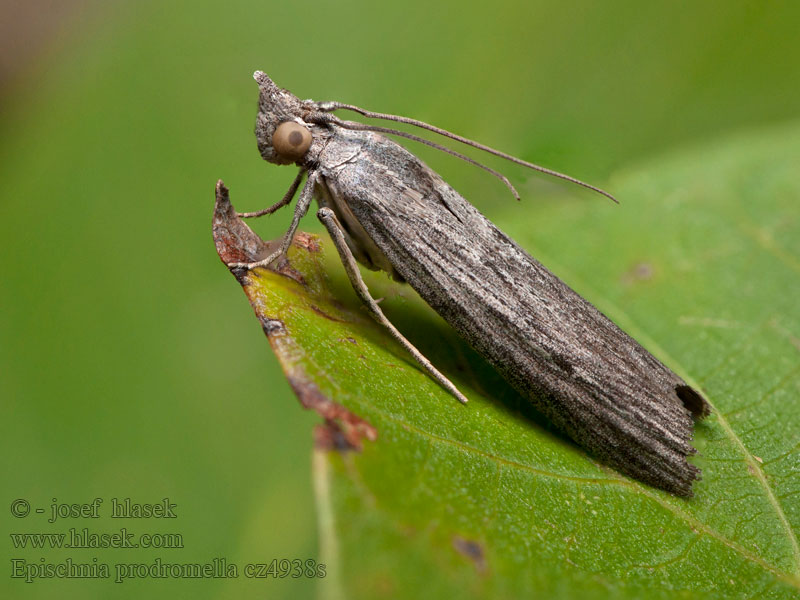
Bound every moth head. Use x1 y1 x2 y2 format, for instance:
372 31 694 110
253 70 315 165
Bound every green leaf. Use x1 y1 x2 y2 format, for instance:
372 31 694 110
214 121 800 599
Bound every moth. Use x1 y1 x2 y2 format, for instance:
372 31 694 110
232 71 710 496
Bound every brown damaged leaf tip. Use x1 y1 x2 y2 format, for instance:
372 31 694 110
292 232 321 253
212 180 273 269
212 180 313 285
313 421 367 452
290 375 377 451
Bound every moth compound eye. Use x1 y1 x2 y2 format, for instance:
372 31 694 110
272 122 312 161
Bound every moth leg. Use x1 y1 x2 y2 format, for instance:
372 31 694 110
230 171 318 270
238 168 305 218
317 206 469 405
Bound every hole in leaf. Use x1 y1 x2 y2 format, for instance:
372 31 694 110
675 384 710 418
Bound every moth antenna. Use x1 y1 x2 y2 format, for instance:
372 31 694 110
315 101 617 203
309 113 521 201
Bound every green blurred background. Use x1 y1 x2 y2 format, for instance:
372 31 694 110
1 1 798 598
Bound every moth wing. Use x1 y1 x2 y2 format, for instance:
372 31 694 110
319 130 709 495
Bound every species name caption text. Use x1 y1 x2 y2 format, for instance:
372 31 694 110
9 498 326 583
